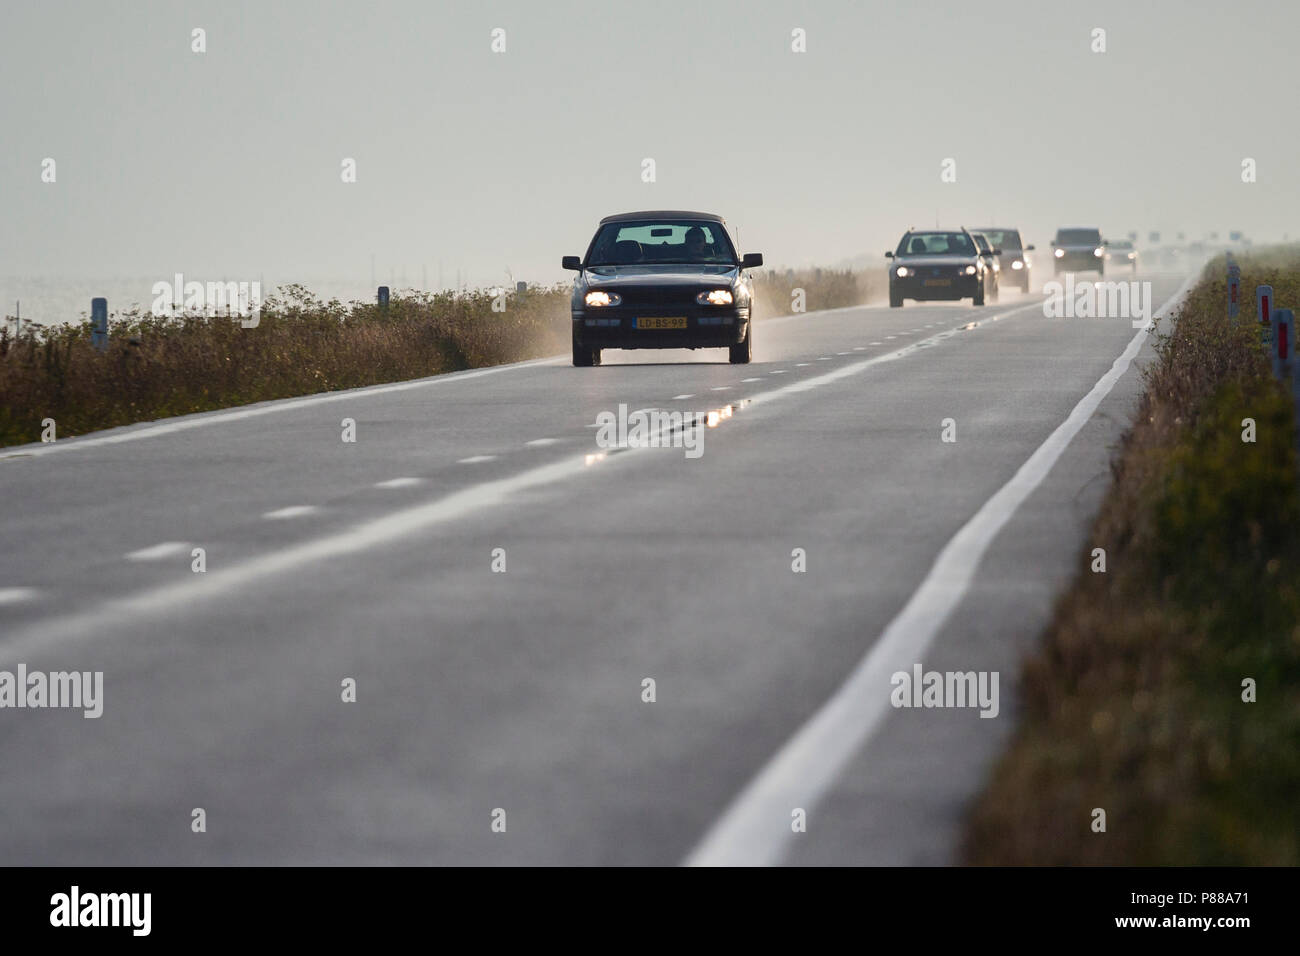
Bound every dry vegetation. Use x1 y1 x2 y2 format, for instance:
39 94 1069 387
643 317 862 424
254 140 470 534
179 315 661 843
1 267 879 446
964 250 1300 864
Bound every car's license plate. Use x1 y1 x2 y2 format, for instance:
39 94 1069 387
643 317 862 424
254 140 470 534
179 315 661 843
923 279 951 287
638 316 687 329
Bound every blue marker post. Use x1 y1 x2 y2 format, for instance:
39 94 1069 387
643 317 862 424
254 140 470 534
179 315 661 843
377 286 390 310
91 297 108 351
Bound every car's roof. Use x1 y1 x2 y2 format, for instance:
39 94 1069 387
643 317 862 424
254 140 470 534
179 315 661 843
971 226 1019 232
1056 226 1101 232
598 210 725 224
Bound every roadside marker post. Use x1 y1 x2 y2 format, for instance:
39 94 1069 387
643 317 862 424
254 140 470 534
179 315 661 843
1227 262 1241 323
377 286 390 309
1257 285 1273 346
1271 308 1294 381
91 298 108 351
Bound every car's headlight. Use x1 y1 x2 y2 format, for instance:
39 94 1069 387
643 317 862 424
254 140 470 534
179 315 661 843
1011 260 1024 269
964 265 977 275
696 289 734 306
585 291 621 307
895 266 909 277
1127 252 1136 259
1054 248 1065 258
1094 247 1104 257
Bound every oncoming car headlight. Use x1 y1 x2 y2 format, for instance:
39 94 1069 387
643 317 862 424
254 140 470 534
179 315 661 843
895 266 910 277
1011 260 1024 269
696 289 734 306
964 265 977 275
1094 247 1104 257
1054 248 1065 258
585 291 621 307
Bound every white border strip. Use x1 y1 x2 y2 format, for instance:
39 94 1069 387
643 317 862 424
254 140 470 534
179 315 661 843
0 302 1039 665
683 272 1198 867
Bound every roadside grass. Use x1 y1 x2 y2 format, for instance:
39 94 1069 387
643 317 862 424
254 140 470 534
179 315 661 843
752 267 880 318
963 250 1300 865
0 285 570 447
1 267 877 447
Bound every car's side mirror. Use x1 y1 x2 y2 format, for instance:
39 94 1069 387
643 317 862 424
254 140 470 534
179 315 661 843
980 251 993 258
1050 240 1057 246
1102 239 1110 246
562 255 582 271
1026 244 1036 251
992 248 1003 256
741 252 764 269
885 251 895 259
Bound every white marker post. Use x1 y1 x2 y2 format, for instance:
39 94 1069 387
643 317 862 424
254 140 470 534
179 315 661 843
1257 284 1273 346
1272 308 1294 381
1227 263 1241 323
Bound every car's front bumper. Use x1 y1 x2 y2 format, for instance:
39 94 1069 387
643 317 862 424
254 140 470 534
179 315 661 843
1054 251 1105 271
890 275 980 301
572 308 749 349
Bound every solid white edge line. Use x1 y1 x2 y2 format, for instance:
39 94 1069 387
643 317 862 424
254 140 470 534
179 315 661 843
0 300 1042 665
682 271 1199 867
0 300 905 462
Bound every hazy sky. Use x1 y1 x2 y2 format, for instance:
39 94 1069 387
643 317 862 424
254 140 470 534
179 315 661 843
3 0 1297 293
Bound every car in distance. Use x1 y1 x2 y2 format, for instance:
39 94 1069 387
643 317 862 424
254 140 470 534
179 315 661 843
1051 227 1106 276
1106 239 1139 271
562 211 762 366
971 227 1034 291
969 232 1001 303
886 228 995 307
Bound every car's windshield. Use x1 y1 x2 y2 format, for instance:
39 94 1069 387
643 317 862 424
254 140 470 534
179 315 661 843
1110 241 1133 250
1056 229 1101 245
896 232 975 256
587 220 737 266
973 229 1021 250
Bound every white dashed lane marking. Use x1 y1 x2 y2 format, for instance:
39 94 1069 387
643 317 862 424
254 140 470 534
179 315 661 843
456 455 497 464
263 506 320 520
125 542 190 562
374 477 423 488
0 588 39 606
524 438 560 447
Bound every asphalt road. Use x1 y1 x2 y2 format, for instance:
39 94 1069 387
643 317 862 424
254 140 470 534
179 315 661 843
0 272 1189 865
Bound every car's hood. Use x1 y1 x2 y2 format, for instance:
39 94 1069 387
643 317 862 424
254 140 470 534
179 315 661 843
1056 243 1101 252
893 255 978 268
584 265 739 288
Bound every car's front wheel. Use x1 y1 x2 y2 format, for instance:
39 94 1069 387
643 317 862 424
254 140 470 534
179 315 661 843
973 282 985 306
890 288 904 308
572 327 600 367
729 324 752 364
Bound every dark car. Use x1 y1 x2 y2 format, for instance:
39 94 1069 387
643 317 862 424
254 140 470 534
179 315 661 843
971 227 1034 291
1051 227 1106 275
562 211 763 366
887 228 996 307
969 232 1001 303
1105 240 1139 271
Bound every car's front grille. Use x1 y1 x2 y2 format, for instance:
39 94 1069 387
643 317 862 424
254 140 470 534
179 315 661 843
600 286 701 310
910 265 966 278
